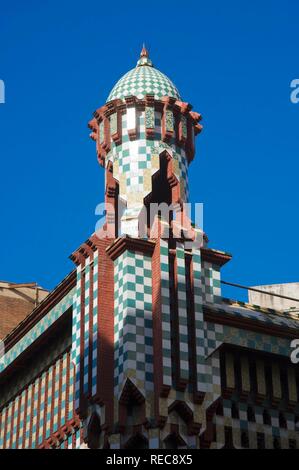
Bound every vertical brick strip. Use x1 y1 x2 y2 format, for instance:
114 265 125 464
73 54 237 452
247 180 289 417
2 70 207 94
152 238 163 417
22 387 29 448
91 250 99 397
42 370 49 443
28 379 34 449
79 262 86 413
160 238 172 393
97 239 114 429
83 258 90 397
88 255 94 397
57 356 63 432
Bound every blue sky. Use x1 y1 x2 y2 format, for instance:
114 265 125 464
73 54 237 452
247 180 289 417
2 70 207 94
0 0 298 301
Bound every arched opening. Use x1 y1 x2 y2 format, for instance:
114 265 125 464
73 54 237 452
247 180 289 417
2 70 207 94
168 401 193 425
87 413 102 449
241 431 249 448
144 153 174 238
119 378 145 428
164 434 179 449
124 433 148 449
164 433 186 449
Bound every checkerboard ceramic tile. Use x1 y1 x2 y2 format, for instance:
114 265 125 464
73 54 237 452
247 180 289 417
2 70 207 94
222 325 291 357
83 257 91 395
192 248 207 393
72 251 100 408
92 251 99 396
212 400 299 449
73 264 82 410
107 64 181 102
220 299 299 330
106 105 190 236
202 262 221 305
0 350 75 449
160 239 172 388
176 243 189 382
114 250 153 398
1 288 74 373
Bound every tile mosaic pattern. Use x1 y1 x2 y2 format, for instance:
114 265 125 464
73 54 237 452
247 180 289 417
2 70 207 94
176 243 189 382
202 319 293 368
91 251 99 396
72 251 99 409
107 64 181 102
72 264 82 411
219 299 299 330
201 261 221 305
83 259 90 395
192 248 206 393
212 400 299 449
1 288 74 373
160 239 172 388
0 351 75 448
222 324 292 357
114 250 153 398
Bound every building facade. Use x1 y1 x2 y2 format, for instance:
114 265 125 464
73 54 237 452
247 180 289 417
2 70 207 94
0 48 298 449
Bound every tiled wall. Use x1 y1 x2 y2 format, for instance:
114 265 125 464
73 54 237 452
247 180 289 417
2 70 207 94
1 289 74 374
0 350 78 449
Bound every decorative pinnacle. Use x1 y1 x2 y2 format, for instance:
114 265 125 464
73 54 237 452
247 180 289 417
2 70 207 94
137 44 153 67
140 44 149 58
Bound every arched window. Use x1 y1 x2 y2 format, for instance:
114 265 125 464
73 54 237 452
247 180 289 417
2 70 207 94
241 431 249 449
124 434 148 449
164 434 179 450
164 433 186 449
87 413 101 449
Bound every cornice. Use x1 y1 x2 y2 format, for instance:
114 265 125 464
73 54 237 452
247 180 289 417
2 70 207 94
204 305 299 340
201 248 232 267
106 236 156 261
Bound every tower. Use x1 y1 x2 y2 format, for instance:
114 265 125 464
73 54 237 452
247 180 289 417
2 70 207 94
88 46 202 239
71 47 232 449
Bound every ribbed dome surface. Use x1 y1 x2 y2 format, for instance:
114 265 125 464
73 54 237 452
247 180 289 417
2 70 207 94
107 48 181 102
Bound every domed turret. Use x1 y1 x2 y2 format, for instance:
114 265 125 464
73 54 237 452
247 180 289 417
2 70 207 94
89 47 202 238
107 47 181 102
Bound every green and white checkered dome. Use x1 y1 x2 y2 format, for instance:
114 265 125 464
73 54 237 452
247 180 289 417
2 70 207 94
107 47 181 102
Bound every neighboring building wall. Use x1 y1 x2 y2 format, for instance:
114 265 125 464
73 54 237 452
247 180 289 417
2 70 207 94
0 282 48 339
249 283 299 311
